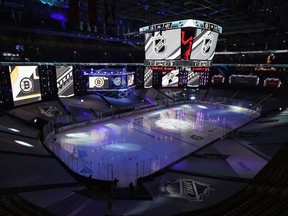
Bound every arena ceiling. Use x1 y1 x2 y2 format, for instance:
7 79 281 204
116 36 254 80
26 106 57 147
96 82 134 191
111 0 288 35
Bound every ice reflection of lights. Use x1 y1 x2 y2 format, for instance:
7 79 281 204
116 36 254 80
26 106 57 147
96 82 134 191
128 121 133 130
141 117 151 131
181 104 191 108
65 133 89 138
103 143 142 152
91 129 109 141
195 111 204 131
155 118 194 132
105 123 121 135
8 128 20 132
197 105 208 109
64 129 110 145
149 111 163 116
229 105 245 112
15 140 34 147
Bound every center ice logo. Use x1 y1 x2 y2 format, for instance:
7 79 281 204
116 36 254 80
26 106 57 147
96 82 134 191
159 178 213 202
154 35 166 54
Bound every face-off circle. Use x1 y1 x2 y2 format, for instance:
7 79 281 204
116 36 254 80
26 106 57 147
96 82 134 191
20 77 33 93
94 77 105 88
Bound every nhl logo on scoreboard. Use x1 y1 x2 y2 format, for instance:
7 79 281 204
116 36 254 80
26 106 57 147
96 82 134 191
159 178 213 202
202 33 213 55
154 35 166 54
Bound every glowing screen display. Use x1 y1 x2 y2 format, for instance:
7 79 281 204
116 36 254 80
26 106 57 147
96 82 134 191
110 76 127 89
161 69 179 87
144 27 218 61
145 29 181 60
88 76 110 89
56 66 74 98
190 29 218 61
187 70 200 87
144 67 153 88
9 66 42 106
127 74 135 86
181 28 195 60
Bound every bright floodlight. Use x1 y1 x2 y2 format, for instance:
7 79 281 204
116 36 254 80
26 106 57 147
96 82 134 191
15 140 34 147
65 133 89 138
8 128 20 132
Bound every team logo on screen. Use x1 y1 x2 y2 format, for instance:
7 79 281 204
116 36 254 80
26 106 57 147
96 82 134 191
20 77 34 93
202 33 213 55
94 77 105 88
154 36 166 54
159 178 213 202
113 77 121 86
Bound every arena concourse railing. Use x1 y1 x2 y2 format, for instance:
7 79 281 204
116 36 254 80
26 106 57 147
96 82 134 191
43 98 261 185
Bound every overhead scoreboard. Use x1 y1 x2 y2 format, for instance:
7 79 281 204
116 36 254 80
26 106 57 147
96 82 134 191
140 19 222 89
140 19 222 67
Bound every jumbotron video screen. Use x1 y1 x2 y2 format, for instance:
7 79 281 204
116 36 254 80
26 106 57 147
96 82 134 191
145 28 218 61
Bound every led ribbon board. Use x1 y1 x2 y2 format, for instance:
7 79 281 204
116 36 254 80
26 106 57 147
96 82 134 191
139 19 222 34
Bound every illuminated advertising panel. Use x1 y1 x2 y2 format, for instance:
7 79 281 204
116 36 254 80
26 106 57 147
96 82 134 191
110 75 127 89
144 67 153 88
181 28 195 60
88 76 110 89
127 74 135 86
56 66 74 98
161 69 179 87
187 71 200 87
9 66 42 106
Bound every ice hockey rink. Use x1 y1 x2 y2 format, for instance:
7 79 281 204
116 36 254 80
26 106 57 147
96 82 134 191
47 103 260 187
